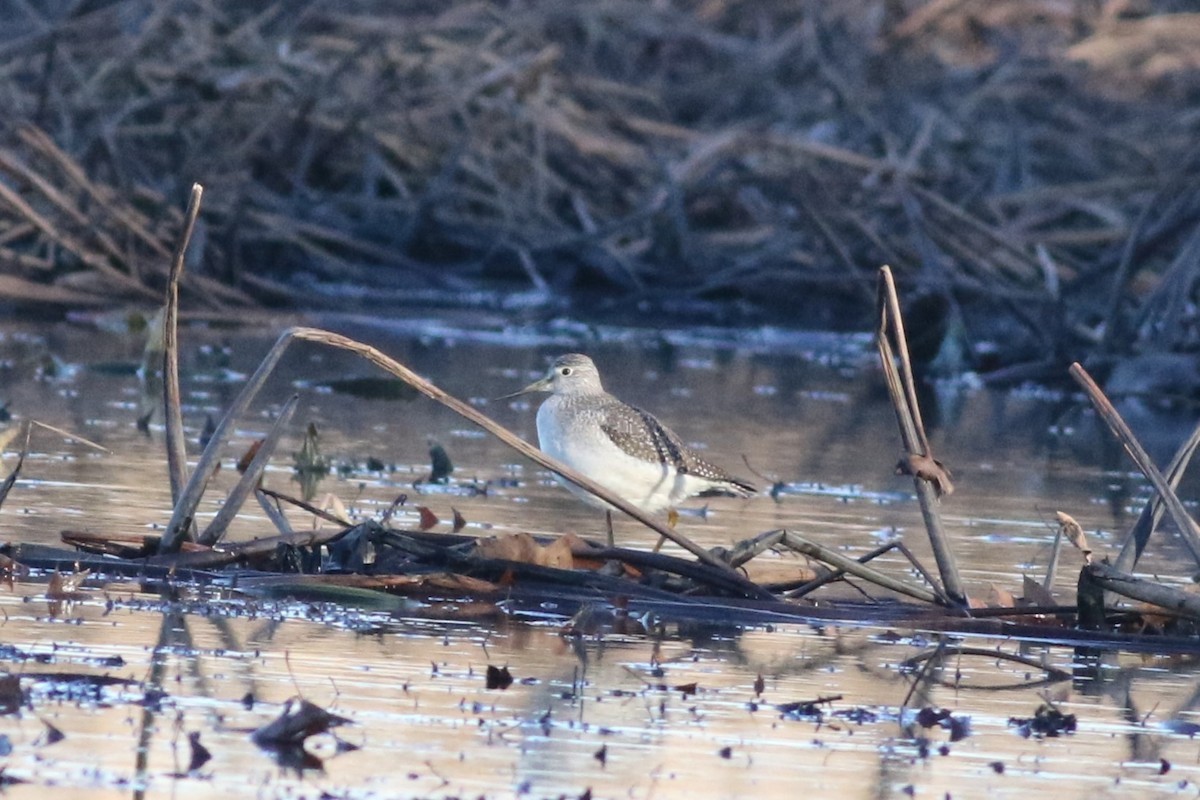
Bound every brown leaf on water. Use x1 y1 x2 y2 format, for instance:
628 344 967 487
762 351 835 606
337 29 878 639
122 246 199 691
0 674 22 714
895 453 955 496
187 731 213 772
476 532 590 569
47 568 90 600
477 532 540 563
251 697 352 747
1055 511 1091 558
485 665 513 690
416 506 439 531
753 673 765 697
986 584 1016 608
236 439 264 474
36 717 65 747
451 508 467 533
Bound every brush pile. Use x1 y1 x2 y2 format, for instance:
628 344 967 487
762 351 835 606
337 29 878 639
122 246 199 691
0 1 1198 371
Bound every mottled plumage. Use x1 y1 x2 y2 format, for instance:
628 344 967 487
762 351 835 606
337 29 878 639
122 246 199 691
510 354 755 512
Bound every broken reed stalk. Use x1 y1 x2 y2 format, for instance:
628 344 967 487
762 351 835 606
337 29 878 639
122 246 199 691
163 183 204 506
750 529 940 604
256 490 296 536
1114 416 1200 572
197 394 299 546
0 422 31 510
785 539 950 605
1043 521 1063 591
876 266 967 605
1069 362 1200 567
157 326 294 554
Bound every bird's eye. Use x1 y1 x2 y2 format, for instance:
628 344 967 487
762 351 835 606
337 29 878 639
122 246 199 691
560 367 572 376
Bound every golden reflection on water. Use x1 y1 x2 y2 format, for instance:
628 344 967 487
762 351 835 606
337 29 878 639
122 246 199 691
0 320 1199 797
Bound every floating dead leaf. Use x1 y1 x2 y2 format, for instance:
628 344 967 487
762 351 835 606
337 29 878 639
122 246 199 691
986 584 1016 608
47 568 90 600
251 697 352 747
477 531 539 563
187 731 213 772
236 439 264 474
485 665 513 691
1008 703 1076 738
675 682 698 697
0 675 22 715
753 673 765 697
0 553 26 587
895 453 954 497
1055 511 1091 558
35 717 65 747
451 508 467 533
416 506 439 530
476 532 590 569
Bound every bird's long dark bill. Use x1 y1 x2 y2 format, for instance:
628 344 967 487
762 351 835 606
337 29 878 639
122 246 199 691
493 376 552 401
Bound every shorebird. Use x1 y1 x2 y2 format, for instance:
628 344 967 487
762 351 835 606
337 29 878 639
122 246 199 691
507 353 755 514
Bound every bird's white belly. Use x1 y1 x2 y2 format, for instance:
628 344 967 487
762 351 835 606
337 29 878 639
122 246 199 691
536 402 707 512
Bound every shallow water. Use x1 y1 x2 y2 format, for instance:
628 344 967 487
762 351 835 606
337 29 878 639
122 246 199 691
0 315 1199 799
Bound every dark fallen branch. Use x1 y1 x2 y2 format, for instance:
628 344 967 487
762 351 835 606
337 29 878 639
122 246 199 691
1083 561 1200 622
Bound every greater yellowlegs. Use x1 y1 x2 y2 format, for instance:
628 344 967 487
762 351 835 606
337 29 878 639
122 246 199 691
508 354 755 512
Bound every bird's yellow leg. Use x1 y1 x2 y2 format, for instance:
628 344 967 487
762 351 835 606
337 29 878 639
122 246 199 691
652 508 679 552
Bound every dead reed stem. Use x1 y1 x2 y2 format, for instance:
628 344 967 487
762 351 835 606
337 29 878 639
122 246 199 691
1069 362 1200 567
163 183 204 506
876 266 967 605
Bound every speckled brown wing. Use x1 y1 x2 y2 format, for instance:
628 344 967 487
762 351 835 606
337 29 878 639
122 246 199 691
599 401 755 495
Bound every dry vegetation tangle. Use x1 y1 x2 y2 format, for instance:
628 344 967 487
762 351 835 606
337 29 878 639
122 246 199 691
0 1 1198 367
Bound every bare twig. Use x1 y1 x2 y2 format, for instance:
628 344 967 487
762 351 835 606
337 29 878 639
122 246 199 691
163 183 204 505
876 266 966 605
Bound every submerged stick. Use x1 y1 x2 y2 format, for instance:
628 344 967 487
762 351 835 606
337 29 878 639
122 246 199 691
876 266 966 605
163 183 204 506
1070 363 1200 567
